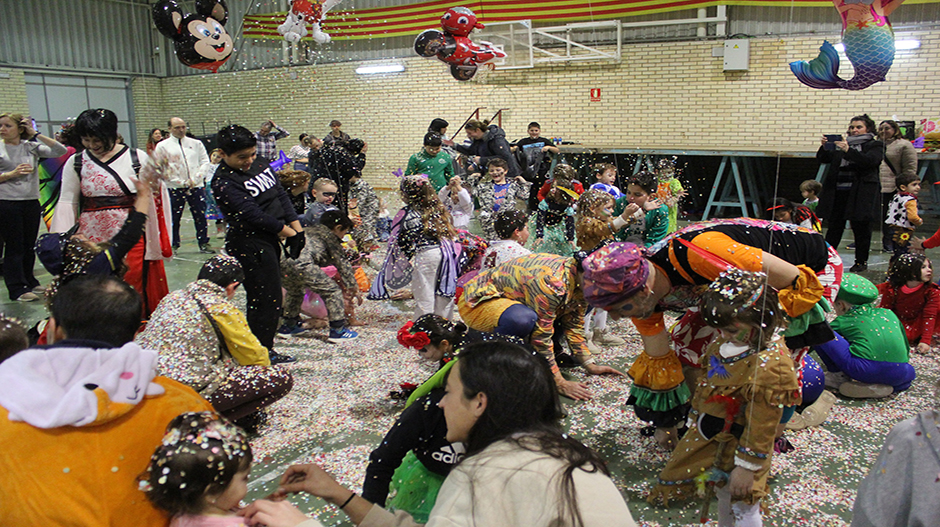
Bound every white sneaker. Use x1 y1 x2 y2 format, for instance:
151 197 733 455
840 381 894 399
824 371 849 389
593 329 626 347
16 292 39 302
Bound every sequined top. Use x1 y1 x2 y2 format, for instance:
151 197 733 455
137 280 270 396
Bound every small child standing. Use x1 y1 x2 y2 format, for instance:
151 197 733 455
533 164 579 256
885 173 923 257
800 179 822 213
405 133 454 192
304 177 340 225
348 172 380 252
203 148 226 238
654 158 686 234
589 162 623 200
140 412 256 527
370 175 459 320
466 158 530 240
438 176 473 229
575 189 634 351
878 253 940 354
617 170 669 247
650 269 800 527
480 209 531 270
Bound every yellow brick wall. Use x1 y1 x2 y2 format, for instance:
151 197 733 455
0 69 30 116
130 30 940 189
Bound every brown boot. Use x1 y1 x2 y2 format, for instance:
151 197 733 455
593 328 626 347
801 390 838 427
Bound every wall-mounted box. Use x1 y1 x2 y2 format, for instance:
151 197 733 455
723 40 749 71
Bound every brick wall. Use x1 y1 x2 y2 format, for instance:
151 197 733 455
129 30 940 189
0 69 29 116
131 77 166 147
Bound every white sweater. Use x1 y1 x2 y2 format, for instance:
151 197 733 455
359 438 637 527
154 135 210 188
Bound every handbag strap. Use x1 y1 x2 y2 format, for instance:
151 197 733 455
192 293 229 361
883 155 898 176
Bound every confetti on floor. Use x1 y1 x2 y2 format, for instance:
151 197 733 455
229 248 940 527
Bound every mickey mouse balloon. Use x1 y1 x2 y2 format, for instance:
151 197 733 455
153 0 233 72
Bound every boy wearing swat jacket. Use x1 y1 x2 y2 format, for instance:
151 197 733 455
212 125 303 364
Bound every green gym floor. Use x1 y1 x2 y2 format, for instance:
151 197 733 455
2 215 938 527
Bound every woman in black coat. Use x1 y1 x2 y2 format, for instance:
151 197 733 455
816 114 884 272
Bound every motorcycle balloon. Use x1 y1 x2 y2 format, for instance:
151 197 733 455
450 64 477 81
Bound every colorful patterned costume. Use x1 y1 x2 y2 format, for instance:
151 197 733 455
467 173 530 240
625 219 839 427
650 337 801 506
458 253 592 376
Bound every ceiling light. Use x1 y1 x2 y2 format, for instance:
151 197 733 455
833 39 919 52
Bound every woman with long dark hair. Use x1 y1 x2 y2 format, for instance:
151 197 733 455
241 341 637 527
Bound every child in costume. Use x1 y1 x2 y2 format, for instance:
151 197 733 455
817 273 917 399
575 189 634 351
369 174 459 320
466 158 530 240
649 269 801 527
884 172 923 257
617 170 669 247
589 162 623 199
348 171 380 252
768 197 821 232
362 316 524 522
878 253 939 354
278 210 361 341
480 209 531 270
654 158 686 234
304 177 340 226
437 176 473 229
140 412 269 527
532 164 579 256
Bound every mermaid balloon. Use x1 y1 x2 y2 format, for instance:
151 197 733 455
790 0 905 90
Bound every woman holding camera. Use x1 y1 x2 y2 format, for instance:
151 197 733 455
816 114 884 272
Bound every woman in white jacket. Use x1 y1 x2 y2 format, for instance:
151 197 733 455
240 341 637 527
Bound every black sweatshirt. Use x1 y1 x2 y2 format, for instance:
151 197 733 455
361 388 464 505
211 158 299 238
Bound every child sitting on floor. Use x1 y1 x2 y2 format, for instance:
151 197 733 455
878 253 939 355
650 269 800 527
816 273 916 398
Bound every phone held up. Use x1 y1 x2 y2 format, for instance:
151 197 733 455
824 134 844 151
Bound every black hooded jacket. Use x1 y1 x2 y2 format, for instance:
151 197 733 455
454 125 521 178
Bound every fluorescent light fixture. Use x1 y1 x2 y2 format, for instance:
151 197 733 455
833 39 919 52
355 64 405 74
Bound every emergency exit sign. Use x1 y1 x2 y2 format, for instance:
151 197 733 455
590 88 601 102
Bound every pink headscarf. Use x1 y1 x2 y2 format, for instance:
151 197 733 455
582 242 650 308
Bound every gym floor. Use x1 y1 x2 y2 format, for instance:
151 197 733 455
2 214 938 526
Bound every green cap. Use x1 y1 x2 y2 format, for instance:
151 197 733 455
836 273 878 305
